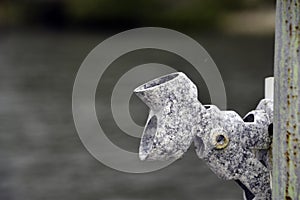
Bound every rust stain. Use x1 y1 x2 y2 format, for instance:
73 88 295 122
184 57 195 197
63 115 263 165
286 166 290 197
274 1 300 198
291 114 295 119
285 151 290 162
286 130 291 198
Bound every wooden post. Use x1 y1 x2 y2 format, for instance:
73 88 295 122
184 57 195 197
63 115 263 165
273 0 300 199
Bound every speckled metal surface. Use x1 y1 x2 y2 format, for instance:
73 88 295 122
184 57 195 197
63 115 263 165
135 72 273 200
134 72 204 161
195 104 272 200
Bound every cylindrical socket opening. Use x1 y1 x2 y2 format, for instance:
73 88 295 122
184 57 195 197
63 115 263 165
139 115 158 160
194 135 206 159
134 72 179 93
134 72 197 111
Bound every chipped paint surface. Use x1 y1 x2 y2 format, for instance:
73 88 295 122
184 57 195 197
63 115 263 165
135 72 273 199
273 0 300 199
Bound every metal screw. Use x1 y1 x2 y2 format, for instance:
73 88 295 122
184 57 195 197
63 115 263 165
212 131 229 149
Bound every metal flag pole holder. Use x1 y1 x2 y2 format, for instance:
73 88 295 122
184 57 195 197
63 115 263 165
133 0 300 199
134 72 273 200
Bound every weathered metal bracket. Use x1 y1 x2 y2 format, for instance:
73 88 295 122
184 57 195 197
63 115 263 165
134 72 273 200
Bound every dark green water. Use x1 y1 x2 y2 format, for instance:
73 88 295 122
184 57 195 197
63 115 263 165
0 30 273 200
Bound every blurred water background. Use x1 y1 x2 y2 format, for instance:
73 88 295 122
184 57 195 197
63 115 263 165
1 1 275 200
